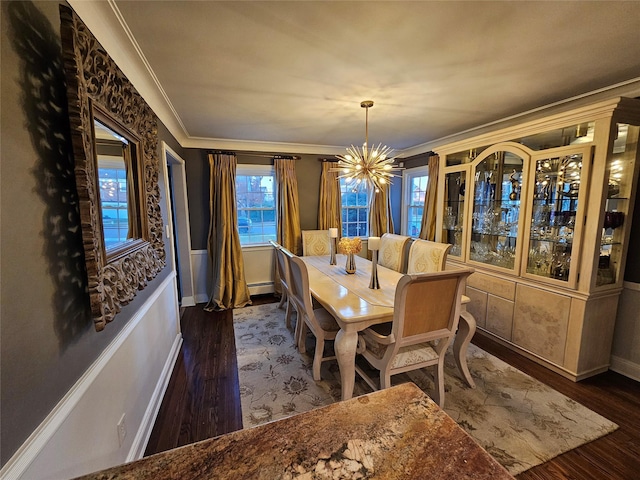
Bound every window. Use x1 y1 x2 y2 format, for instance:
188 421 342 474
236 165 276 245
402 166 429 237
98 157 130 249
340 178 369 237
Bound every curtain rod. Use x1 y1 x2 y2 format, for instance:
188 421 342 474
318 158 339 163
208 151 301 160
237 152 300 160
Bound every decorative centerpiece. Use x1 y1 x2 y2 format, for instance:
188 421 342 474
338 237 362 274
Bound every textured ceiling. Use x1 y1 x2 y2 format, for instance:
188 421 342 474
98 1 640 154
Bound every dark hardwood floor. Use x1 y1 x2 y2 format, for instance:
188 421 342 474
146 296 640 479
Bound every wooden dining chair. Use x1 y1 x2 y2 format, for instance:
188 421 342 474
269 240 296 330
406 239 451 274
355 268 474 407
302 230 331 256
377 233 411 272
406 239 477 389
288 255 340 381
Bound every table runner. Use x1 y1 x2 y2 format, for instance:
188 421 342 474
301 254 402 308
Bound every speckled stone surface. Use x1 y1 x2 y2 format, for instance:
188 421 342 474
76 383 513 479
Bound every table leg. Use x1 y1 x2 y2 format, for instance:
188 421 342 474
335 329 358 401
454 309 476 389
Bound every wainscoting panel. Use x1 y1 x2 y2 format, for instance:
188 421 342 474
611 282 640 381
1 274 182 480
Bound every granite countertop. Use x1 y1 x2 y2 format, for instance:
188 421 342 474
77 383 513 479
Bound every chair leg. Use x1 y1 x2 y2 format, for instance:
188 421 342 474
277 291 286 309
454 310 477 388
297 320 308 353
284 298 292 329
312 335 324 381
380 370 392 390
434 359 446 408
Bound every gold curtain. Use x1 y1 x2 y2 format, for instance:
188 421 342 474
123 144 139 239
419 154 440 240
317 161 342 234
368 183 394 237
275 158 302 255
204 152 251 311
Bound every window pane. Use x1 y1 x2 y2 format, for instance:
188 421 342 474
340 179 369 237
236 172 276 245
403 171 428 236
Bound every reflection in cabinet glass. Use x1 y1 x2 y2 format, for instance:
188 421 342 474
598 123 639 286
443 171 465 257
526 153 583 281
470 151 524 269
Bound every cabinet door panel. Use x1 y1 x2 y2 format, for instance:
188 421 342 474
522 145 593 288
512 284 571 365
468 144 528 273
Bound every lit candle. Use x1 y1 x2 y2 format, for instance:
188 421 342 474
368 236 380 251
329 228 339 238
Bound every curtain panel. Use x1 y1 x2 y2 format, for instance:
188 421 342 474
275 158 302 255
419 155 439 241
368 183 394 237
317 161 342 234
204 152 251 311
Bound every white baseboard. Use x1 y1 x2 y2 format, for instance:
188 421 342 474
610 355 640 382
180 295 196 307
1 274 180 480
128 332 183 461
249 282 275 296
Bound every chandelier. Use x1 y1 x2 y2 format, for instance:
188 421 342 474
334 100 402 193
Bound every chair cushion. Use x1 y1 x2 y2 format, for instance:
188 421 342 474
313 308 340 332
302 230 331 256
378 234 411 272
406 240 451 274
362 335 439 369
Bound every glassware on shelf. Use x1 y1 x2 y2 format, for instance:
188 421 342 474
444 207 456 230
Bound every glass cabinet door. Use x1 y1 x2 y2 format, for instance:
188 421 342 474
469 148 525 270
597 123 639 286
442 170 466 257
525 147 590 284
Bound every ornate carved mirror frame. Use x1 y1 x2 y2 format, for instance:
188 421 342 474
60 5 165 331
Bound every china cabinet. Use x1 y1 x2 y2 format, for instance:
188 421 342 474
435 97 640 381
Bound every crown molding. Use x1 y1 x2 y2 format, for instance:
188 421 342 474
67 0 190 145
182 136 348 156
400 77 640 158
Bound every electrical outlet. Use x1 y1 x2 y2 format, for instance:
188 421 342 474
117 414 127 447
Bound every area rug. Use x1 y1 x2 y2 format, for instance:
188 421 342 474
233 303 618 476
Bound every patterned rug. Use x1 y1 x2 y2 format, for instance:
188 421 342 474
233 302 618 476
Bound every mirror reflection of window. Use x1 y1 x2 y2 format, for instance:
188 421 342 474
94 119 139 250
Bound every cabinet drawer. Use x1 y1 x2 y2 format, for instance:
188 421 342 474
467 271 516 301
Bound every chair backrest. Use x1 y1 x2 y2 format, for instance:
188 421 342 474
406 239 452 274
270 240 292 294
392 269 474 348
302 230 331 256
378 233 411 272
287 255 316 322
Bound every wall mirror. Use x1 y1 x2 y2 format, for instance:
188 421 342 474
92 105 148 260
60 5 165 331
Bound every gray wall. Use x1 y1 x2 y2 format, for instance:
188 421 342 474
0 0 177 465
184 150 406 251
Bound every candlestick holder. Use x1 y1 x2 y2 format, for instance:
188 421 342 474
330 237 337 265
369 250 380 289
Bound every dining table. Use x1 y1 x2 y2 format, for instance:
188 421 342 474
300 254 477 401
